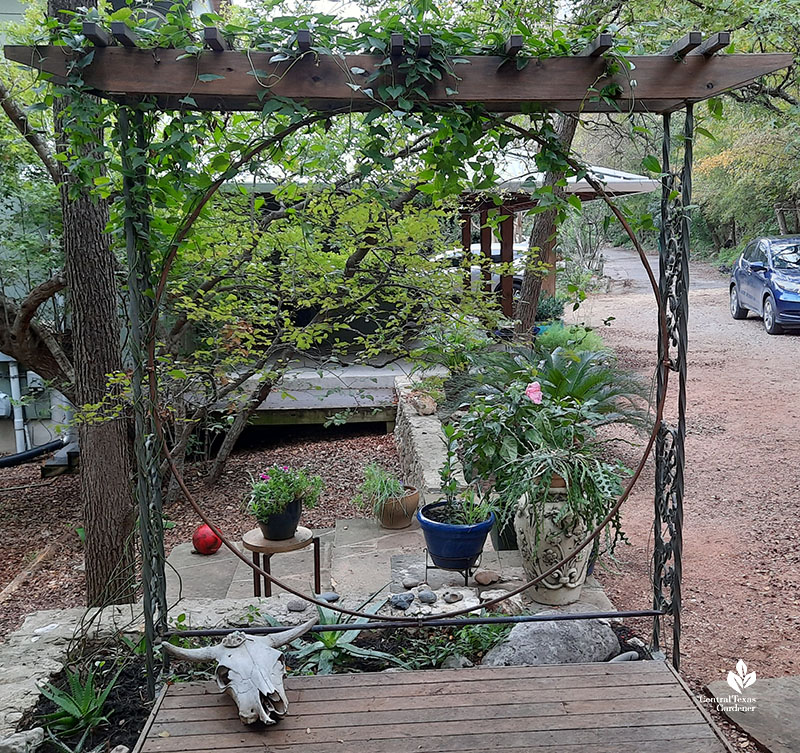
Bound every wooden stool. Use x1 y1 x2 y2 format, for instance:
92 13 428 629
242 526 321 598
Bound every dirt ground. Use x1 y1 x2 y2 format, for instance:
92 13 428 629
0 424 397 638
577 247 800 692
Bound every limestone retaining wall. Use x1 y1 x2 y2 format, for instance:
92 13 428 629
393 377 466 504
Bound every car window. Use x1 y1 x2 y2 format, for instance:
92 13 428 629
771 242 800 269
752 243 768 265
742 241 757 261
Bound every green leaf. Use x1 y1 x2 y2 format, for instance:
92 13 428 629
641 155 661 173
197 73 225 82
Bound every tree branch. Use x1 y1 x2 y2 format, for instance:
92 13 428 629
0 80 61 185
12 273 66 340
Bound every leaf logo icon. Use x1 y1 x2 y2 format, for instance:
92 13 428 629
727 660 756 694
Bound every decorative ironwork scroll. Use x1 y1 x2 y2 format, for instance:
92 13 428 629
119 107 167 698
653 106 693 670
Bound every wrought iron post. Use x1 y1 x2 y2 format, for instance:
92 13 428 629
652 106 692 670
119 106 168 698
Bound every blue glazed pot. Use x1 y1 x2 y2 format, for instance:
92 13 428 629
417 501 495 571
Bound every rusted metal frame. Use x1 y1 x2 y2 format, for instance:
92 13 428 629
652 105 691 671
164 608 667 639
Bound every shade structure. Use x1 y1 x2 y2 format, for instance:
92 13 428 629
3 43 791 114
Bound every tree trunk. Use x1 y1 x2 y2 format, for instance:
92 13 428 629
515 116 578 335
50 0 135 606
207 378 274 484
775 206 788 234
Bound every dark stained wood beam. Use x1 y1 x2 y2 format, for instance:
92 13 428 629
417 34 432 59
296 30 311 53
3 46 791 114
110 22 138 48
82 22 110 47
479 209 492 294
663 31 703 57
203 27 225 52
689 31 731 57
504 35 523 57
390 33 404 57
579 33 613 57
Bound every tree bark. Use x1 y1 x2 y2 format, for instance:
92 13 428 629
50 0 135 606
775 206 788 234
515 116 578 335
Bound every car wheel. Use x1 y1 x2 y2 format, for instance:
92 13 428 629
762 295 783 335
729 286 748 320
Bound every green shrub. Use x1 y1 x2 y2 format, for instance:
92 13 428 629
535 323 606 353
535 295 565 322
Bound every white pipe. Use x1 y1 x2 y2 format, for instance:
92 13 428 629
8 360 27 453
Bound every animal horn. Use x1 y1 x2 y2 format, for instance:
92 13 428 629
162 641 222 663
265 616 318 648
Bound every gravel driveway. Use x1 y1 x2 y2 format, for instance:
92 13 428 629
574 246 800 689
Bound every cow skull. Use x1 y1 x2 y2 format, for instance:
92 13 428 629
163 617 316 725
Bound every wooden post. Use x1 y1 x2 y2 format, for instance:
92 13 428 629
479 209 492 294
460 213 472 292
499 208 514 318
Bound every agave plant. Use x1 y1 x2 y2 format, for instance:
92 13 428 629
288 603 406 675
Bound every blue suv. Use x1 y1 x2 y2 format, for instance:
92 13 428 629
729 236 800 334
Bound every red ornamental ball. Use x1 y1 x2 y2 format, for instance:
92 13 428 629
192 524 222 555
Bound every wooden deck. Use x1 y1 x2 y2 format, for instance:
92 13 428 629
139 662 732 753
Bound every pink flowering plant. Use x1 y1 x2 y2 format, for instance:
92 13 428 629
245 465 323 521
458 382 628 550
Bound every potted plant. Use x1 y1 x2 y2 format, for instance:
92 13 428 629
458 381 627 602
355 463 419 530
509 445 625 605
245 465 323 540
417 425 496 572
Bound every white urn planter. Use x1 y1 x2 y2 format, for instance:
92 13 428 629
514 487 591 606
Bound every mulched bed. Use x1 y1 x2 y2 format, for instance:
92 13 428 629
23 657 151 753
0 424 398 639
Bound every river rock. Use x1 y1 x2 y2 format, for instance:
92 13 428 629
389 593 415 610
417 589 437 604
482 615 620 666
402 576 422 589
317 592 340 603
443 591 463 604
287 599 308 612
474 570 500 585
441 654 474 669
0 727 44 753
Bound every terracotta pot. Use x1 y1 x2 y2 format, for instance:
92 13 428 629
514 485 591 606
378 487 420 529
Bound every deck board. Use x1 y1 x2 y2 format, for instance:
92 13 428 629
142 662 732 753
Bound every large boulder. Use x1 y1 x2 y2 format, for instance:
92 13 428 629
481 615 620 666
0 727 44 753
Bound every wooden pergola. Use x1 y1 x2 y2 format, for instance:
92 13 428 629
3 27 791 711
4 30 789 113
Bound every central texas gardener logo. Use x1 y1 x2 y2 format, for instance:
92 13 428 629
727 660 757 694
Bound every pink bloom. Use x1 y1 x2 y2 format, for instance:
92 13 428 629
282 466 289 471
259 473 268 480
525 381 543 404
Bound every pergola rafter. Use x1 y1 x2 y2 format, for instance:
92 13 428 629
4 36 791 113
